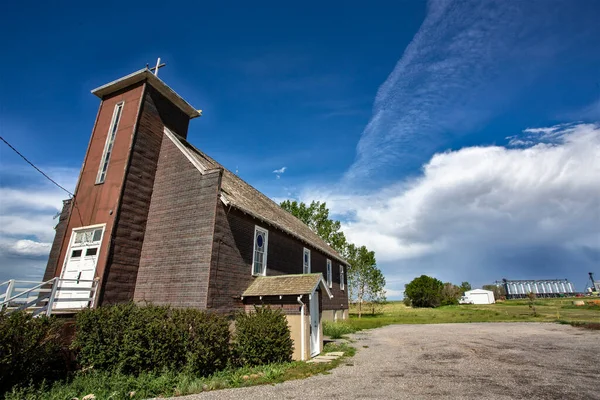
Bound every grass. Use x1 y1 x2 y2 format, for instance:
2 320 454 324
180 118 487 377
323 320 357 339
6 342 355 400
344 297 600 331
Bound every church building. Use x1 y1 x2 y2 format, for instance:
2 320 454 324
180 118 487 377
41 65 349 360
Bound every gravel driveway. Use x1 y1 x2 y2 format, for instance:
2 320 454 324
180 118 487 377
179 323 600 400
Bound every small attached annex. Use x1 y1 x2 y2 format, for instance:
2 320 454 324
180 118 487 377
35 66 349 360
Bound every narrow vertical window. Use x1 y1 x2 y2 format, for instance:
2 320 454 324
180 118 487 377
327 259 332 288
96 102 124 184
252 226 268 275
340 265 345 291
303 248 311 274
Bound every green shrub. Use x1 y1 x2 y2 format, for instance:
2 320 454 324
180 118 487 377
0 311 69 394
322 321 356 339
72 303 230 376
404 275 444 308
233 306 293 366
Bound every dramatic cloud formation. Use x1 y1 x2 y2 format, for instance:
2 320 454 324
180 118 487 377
345 0 592 184
304 124 600 297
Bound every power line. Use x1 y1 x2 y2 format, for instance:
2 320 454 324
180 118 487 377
0 135 85 225
0 135 74 197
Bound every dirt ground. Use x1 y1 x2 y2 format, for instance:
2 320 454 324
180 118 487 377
180 323 600 400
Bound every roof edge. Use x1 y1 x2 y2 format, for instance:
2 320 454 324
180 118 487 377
224 199 347 265
91 69 200 119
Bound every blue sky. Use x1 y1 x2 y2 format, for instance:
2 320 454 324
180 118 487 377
1 0 599 297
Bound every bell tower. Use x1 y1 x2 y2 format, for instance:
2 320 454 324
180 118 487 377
43 63 200 306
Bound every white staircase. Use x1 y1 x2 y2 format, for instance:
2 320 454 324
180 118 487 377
0 277 99 317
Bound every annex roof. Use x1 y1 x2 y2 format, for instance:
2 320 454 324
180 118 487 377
242 274 333 299
164 129 348 265
91 69 201 119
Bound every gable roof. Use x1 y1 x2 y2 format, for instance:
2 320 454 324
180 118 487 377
242 274 333 299
164 129 347 265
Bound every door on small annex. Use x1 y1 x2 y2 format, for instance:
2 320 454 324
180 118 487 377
309 291 320 357
54 226 103 309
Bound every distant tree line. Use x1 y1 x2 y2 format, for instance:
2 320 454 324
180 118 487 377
280 200 386 317
403 275 472 308
403 276 510 308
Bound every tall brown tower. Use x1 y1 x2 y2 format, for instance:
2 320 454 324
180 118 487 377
43 67 200 306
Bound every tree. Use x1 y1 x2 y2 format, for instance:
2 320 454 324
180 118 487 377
460 281 472 294
280 200 386 317
404 275 444 308
527 292 537 316
280 200 347 253
441 282 462 306
365 267 387 315
344 244 386 317
482 284 506 300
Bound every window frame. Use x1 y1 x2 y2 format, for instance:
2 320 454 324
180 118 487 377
303 248 311 274
340 265 345 291
96 101 124 184
252 225 269 276
326 259 332 288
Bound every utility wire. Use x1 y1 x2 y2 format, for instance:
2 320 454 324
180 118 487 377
0 135 74 197
0 135 85 225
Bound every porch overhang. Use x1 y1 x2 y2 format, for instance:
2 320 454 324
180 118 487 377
241 273 333 300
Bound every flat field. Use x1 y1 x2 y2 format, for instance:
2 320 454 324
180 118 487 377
347 298 600 330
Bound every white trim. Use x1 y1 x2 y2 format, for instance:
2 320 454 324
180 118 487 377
303 248 311 274
60 224 106 280
296 295 305 361
340 265 345 291
96 102 124 184
326 259 332 288
164 127 208 173
91 68 200 119
220 193 230 206
58 224 106 282
252 225 268 276
309 292 320 357
311 275 333 299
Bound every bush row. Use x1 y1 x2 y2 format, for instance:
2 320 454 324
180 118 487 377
0 304 293 395
0 311 70 395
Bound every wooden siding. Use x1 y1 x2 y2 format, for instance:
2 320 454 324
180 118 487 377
101 85 189 304
207 206 348 313
50 83 145 291
134 135 221 308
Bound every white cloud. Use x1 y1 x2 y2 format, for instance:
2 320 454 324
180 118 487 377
273 166 287 179
302 124 600 298
0 239 51 257
0 165 78 282
344 0 591 184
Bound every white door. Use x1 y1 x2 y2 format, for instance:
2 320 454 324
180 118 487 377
309 292 320 357
54 226 103 309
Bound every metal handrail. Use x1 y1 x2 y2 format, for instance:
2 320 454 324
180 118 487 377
1 277 99 317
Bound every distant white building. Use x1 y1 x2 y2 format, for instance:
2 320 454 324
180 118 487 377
464 289 495 304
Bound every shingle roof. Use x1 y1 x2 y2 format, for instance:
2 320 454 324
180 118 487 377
242 274 332 298
166 130 347 265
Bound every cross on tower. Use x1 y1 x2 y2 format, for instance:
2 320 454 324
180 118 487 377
147 57 166 76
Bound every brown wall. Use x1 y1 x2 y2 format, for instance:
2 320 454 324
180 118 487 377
49 83 146 290
101 85 190 304
207 206 348 313
133 135 221 308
